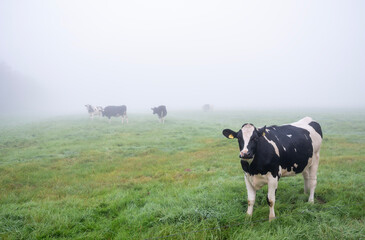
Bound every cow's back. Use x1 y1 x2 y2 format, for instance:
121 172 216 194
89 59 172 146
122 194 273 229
103 105 127 117
290 117 322 153
247 117 322 177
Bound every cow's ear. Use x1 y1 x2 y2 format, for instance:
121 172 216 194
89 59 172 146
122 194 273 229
257 126 266 137
222 129 237 139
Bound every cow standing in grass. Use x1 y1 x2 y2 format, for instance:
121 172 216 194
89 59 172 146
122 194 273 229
222 117 322 221
85 104 102 120
151 105 167 124
102 105 128 123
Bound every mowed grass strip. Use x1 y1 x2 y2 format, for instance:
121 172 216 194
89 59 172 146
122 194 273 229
0 111 364 239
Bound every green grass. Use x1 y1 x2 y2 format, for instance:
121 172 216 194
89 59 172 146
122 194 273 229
0 110 364 239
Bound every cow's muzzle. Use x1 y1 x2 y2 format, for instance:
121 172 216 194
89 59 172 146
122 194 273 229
239 153 253 159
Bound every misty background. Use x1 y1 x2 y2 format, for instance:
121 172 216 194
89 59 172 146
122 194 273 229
0 0 364 115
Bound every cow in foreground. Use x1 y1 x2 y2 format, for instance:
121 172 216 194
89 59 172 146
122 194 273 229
222 117 322 221
151 105 167 123
85 104 103 119
102 105 128 123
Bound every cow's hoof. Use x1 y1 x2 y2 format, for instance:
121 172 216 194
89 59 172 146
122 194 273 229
269 216 276 222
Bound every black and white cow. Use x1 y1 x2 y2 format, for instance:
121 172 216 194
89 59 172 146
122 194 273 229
151 105 167 123
222 117 322 221
102 105 128 123
85 104 102 119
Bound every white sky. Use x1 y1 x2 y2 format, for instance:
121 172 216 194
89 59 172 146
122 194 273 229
0 0 364 113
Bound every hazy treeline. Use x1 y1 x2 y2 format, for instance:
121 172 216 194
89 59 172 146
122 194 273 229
0 63 46 114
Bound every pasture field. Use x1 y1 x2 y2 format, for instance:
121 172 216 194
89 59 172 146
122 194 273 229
0 110 364 239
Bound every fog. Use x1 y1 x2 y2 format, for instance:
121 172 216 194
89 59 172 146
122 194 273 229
1 0 364 115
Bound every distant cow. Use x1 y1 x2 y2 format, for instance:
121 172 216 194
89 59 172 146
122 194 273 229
85 104 102 119
222 117 322 221
102 105 128 123
151 105 167 123
202 104 213 112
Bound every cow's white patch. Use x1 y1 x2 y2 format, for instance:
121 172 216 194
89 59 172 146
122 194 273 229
291 116 312 126
280 167 296 177
241 124 255 153
287 134 292 138
264 136 280 157
245 158 254 165
266 129 270 133
246 173 270 190
278 166 282 177
244 174 256 215
294 163 298 168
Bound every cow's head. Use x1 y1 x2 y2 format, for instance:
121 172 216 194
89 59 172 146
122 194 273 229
151 107 157 114
222 124 266 160
85 104 93 112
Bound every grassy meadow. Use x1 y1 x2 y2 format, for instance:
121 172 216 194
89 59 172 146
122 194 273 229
0 110 364 239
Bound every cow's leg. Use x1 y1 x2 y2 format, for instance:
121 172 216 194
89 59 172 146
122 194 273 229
308 152 319 203
244 175 256 216
121 116 124 124
302 168 310 194
125 115 128 124
267 174 278 221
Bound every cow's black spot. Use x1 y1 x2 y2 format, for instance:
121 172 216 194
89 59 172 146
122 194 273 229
266 196 273 207
309 121 323 138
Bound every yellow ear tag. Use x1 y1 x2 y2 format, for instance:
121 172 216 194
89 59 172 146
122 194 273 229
228 134 234 139
262 132 266 136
